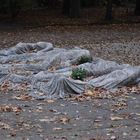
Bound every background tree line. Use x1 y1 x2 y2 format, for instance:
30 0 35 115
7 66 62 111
0 0 139 20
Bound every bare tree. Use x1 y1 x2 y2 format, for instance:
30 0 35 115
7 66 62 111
105 0 113 20
63 0 81 18
135 0 140 16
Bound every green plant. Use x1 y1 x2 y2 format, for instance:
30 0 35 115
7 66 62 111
78 55 92 65
71 68 87 81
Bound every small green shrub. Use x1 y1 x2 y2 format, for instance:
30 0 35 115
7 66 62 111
71 68 87 81
78 55 92 65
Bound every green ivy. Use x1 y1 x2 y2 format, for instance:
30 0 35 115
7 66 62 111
78 55 92 65
71 68 87 81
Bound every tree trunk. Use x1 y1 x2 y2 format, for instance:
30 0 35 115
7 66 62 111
69 0 81 18
47 0 57 8
62 0 70 15
9 0 21 20
105 0 113 20
63 0 81 18
135 0 140 16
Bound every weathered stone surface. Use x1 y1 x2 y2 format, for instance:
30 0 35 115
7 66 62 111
0 42 140 99
88 66 140 89
78 58 130 76
31 75 86 99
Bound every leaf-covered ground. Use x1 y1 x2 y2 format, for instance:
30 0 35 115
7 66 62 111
0 24 140 65
0 24 140 140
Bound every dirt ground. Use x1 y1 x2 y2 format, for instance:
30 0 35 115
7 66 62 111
0 24 140 140
0 23 140 65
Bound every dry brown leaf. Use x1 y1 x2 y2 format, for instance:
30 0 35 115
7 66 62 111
39 119 49 122
0 105 22 113
53 127 63 131
0 122 11 130
110 116 123 121
58 116 70 124
49 109 57 113
84 90 94 96
46 99 55 103
12 106 22 113
13 95 32 101
10 131 16 137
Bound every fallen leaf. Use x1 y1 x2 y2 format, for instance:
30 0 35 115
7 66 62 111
58 116 70 124
0 122 11 130
0 105 22 113
84 90 94 96
49 109 57 113
46 99 55 103
12 106 22 113
12 95 32 101
136 113 140 116
110 116 123 121
110 135 117 140
53 127 63 131
10 131 16 137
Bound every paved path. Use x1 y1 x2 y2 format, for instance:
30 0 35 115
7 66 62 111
0 90 140 140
